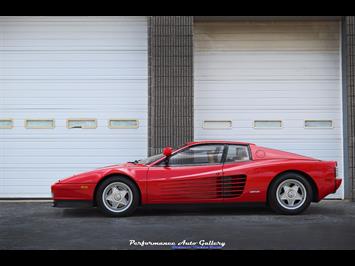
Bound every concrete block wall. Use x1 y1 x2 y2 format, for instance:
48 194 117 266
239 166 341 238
346 16 355 200
148 16 194 156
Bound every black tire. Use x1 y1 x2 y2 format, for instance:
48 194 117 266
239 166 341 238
268 172 312 215
96 176 140 217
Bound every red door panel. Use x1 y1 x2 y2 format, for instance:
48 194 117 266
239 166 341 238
146 165 224 204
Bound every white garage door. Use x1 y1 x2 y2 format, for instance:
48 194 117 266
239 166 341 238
0 16 148 197
194 20 344 198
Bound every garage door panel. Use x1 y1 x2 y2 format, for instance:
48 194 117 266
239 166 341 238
2 39 147 50
196 71 339 80
196 90 340 99
1 66 147 76
4 146 146 158
196 51 340 63
1 59 147 78
196 72 339 81
0 72 147 80
1 103 147 111
2 82 147 100
196 123 341 132
1 186 52 198
0 50 147 57
2 98 148 108
0 16 148 197
196 79 340 87
4 178 62 187
1 133 148 140
3 89 146 99
196 40 340 51
194 21 340 33
195 56 340 73
2 162 129 169
3 138 147 158
2 158 141 170
3 155 143 165
4 143 146 154
197 105 341 111
196 32 340 41
196 106 340 111
3 140 147 150
1 17 147 51
195 63 340 73
198 132 342 140
194 20 343 198
197 97 340 107
196 107 341 116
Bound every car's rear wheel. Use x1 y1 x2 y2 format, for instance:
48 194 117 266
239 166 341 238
96 176 139 217
268 173 312 215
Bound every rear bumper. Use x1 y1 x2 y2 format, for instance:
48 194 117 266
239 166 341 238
53 200 93 208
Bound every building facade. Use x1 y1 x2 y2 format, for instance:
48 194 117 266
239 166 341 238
0 16 354 200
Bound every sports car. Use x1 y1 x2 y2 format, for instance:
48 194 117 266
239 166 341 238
51 140 342 216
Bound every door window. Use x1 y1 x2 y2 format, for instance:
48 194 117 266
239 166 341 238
225 145 250 163
166 144 225 166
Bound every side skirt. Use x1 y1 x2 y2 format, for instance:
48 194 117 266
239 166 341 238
142 202 267 209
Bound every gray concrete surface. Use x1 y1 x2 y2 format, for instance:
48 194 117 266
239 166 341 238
1 200 355 250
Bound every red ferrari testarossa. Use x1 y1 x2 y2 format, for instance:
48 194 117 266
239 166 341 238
51 140 342 216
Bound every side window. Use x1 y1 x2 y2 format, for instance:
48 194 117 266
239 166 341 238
167 145 225 166
225 145 250 163
67 119 97 129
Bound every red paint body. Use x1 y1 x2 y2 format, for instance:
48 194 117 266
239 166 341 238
51 141 342 206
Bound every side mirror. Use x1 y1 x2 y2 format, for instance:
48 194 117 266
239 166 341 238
163 146 173 157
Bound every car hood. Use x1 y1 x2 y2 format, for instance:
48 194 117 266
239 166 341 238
57 162 145 184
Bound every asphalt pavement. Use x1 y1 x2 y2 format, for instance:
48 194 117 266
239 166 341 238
1 200 355 250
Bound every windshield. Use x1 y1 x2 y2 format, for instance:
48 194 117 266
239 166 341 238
136 153 164 165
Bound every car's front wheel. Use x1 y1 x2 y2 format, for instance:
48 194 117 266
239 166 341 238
268 173 312 215
96 176 139 217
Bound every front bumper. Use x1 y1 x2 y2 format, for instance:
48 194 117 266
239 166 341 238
51 182 96 202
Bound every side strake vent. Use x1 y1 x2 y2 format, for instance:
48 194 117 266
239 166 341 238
222 175 247 198
158 175 247 200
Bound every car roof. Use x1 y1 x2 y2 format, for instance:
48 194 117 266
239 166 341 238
185 140 254 146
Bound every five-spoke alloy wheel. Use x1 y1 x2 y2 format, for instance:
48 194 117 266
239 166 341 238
268 173 312 215
96 176 139 217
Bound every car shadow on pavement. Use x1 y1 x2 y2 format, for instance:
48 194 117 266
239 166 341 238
134 205 275 217
59 204 281 218
56 201 343 218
